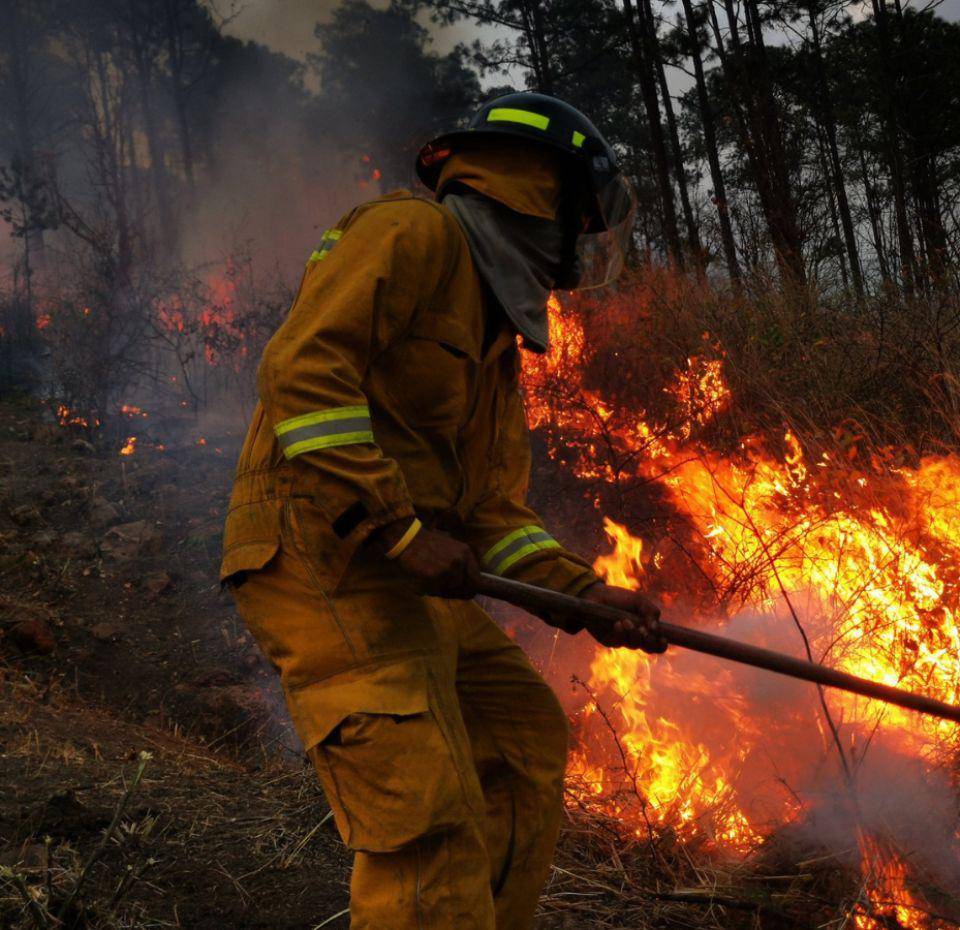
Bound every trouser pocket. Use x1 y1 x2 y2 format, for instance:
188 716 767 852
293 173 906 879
311 709 472 853
301 659 478 853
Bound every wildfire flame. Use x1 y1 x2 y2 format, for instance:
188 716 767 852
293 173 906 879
119 436 137 456
522 294 960 921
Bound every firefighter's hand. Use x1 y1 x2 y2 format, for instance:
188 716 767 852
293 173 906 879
374 520 481 599
580 582 668 653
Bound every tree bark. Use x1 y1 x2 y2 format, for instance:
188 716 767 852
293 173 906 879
647 0 702 262
807 3 862 295
680 0 740 282
871 0 916 290
707 0 804 285
622 0 683 265
126 0 175 255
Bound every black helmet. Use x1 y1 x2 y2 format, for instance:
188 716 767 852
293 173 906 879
417 92 636 290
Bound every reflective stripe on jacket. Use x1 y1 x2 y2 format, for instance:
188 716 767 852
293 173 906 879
221 190 596 599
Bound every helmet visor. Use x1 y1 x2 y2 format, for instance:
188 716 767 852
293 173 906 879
572 175 637 290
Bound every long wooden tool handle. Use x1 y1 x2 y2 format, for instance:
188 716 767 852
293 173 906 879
477 572 960 725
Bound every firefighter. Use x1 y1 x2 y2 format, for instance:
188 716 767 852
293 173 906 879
221 92 666 929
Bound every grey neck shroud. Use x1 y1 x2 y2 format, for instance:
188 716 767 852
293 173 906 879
443 191 563 353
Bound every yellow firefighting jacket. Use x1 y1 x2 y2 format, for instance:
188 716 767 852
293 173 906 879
220 189 597 605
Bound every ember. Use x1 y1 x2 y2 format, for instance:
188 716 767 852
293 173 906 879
55 404 98 429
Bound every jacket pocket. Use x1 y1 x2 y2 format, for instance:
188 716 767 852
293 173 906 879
283 497 358 594
385 313 480 429
300 660 477 853
219 498 282 583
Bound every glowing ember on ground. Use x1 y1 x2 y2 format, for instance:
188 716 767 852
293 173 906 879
522 294 960 914
119 436 137 456
55 404 98 429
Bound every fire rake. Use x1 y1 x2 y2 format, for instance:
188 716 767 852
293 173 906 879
478 573 960 725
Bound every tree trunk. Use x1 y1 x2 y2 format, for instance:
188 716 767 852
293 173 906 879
647 1 702 262
622 0 683 265
708 0 804 285
871 0 916 290
127 0 175 256
859 148 891 284
815 123 849 289
742 0 806 285
911 153 948 282
163 0 196 190
519 0 553 93
680 0 740 282
807 4 862 295
3 1 46 271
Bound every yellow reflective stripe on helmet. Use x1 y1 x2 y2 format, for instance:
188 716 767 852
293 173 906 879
572 130 586 148
484 525 561 575
487 108 550 131
274 405 374 459
307 228 344 265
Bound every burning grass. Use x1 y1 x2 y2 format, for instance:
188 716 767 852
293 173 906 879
523 279 960 927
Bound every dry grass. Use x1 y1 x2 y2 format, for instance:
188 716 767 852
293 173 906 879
0 672 350 930
580 270 960 458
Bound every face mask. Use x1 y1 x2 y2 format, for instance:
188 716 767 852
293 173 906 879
442 191 565 353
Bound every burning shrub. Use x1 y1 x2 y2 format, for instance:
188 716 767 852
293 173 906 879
29 247 292 453
522 275 960 926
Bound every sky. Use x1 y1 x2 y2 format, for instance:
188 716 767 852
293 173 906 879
205 0 960 103
209 0 960 59
204 0 485 63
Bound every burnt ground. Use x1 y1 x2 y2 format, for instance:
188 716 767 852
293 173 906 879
0 396 876 930
0 396 360 929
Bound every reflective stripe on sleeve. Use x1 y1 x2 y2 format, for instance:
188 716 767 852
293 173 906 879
484 525 561 575
274 405 374 458
307 228 343 265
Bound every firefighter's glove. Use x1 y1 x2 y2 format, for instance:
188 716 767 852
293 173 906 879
580 583 668 654
375 520 482 599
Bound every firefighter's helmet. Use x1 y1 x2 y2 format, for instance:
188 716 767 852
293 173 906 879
417 92 636 289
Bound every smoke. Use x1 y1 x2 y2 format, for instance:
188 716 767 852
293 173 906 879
537 592 960 886
209 0 503 72
725 604 960 885
176 75 358 283
204 0 342 63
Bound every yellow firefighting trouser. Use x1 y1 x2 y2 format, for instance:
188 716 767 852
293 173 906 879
231 542 568 929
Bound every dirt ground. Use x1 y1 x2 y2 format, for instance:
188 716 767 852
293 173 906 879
0 397 360 928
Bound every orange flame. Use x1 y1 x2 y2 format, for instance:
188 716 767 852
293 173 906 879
522 293 960 911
